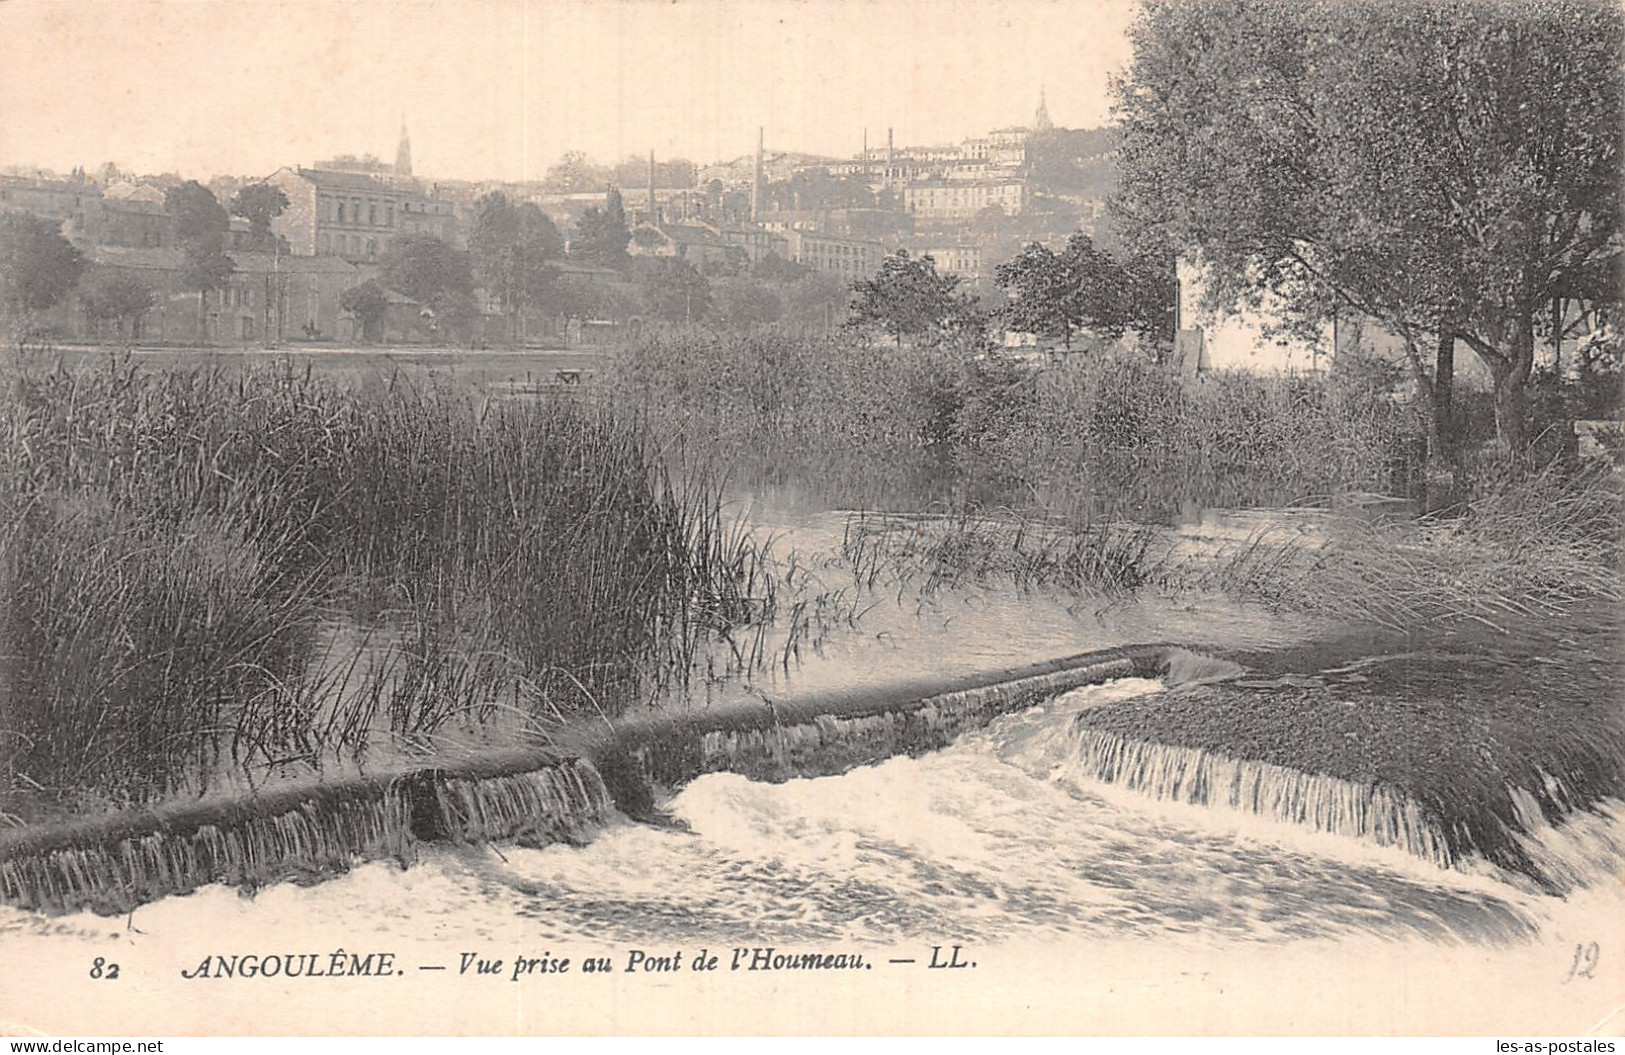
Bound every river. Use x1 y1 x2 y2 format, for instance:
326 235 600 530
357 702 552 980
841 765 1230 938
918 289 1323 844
3 669 1622 1034
1 503 1621 1035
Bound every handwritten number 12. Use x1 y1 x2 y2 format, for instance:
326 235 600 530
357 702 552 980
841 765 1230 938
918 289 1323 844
1566 942 1600 982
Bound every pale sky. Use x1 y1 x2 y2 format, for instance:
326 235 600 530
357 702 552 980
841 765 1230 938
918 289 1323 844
0 0 1140 182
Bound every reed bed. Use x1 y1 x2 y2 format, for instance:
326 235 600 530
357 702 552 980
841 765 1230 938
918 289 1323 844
1 344 771 807
614 326 1620 629
611 327 1423 516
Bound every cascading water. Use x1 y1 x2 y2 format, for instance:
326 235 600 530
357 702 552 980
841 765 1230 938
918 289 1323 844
2 661 1618 951
1055 726 1454 868
0 786 415 915
433 759 614 844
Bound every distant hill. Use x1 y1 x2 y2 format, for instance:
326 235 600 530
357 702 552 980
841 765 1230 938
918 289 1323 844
1026 127 1118 200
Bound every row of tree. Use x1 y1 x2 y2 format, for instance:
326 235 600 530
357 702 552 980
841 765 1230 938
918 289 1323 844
841 239 1175 352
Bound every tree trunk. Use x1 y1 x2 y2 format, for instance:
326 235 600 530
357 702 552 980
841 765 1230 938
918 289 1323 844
1491 364 1526 452
1490 311 1535 453
1551 295 1564 371
1434 327 1455 458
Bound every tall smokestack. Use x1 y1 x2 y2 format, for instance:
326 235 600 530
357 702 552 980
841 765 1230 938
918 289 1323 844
751 127 764 222
862 128 868 163
648 149 657 224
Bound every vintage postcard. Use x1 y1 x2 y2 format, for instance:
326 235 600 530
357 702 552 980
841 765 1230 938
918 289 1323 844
0 0 1621 1038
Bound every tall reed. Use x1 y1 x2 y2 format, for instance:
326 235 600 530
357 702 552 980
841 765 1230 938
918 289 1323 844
610 326 1426 517
1 346 768 805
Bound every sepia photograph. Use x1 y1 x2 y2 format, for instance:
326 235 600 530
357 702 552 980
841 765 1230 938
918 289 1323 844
0 0 1621 1038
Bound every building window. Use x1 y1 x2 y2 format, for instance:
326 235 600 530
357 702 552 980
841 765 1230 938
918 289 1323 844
318 233 330 254
366 238 377 258
369 202 377 225
385 205 394 227
336 201 346 224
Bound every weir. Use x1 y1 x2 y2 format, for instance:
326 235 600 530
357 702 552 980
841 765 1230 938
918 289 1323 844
0 644 1177 916
0 783 415 915
1060 726 1455 868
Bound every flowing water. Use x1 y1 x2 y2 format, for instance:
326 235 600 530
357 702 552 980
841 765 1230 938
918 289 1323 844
4 675 1623 1029
2 499 1622 1034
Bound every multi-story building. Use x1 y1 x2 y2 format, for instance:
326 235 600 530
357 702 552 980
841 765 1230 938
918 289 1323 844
398 190 459 246
717 223 782 264
100 183 171 248
783 230 887 279
912 244 982 280
267 166 440 263
0 172 105 243
901 179 1025 221
266 129 459 264
627 220 739 272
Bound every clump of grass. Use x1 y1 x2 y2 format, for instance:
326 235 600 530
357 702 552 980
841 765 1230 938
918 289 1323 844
830 459 1621 635
841 510 1173 597
964 352 1423 520
0 347 774 806
0 495 319 802
1196 462 1623 630
610 327 970 509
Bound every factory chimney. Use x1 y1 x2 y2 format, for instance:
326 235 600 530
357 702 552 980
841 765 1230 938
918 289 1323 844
751 127 764 222
648 150 657 224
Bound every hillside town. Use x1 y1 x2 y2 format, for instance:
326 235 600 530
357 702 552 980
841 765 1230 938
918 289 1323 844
0 96 1120 351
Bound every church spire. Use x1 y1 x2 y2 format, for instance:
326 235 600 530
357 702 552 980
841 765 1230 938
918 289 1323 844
1034 86 1053 133
395 115 413 176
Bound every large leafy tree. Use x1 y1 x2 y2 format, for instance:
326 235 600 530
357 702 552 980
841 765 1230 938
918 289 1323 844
996 233 1172 349
997 241 1082 347
751 252 810 285
165 180 234 341
0 212 85 331
469 191 563 340
379 235 475 341
713 277 784 330
634 257 712 323
1113 0 1623 453
780 271 851 331
339 279 389 343
572 187 630 269
544 151 611 194
848 250 986 346
80 271 155 339
229 183 290 251
379 234 473 306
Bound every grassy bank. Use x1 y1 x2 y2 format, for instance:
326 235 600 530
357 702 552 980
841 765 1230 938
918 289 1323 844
1 343 770 809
